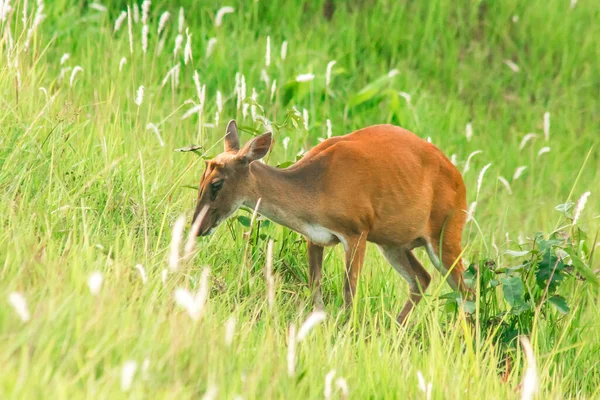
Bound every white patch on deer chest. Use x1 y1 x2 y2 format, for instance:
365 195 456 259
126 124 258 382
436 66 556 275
302 224 338 246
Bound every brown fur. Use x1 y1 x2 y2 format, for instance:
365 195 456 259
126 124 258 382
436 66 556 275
194 121 468 324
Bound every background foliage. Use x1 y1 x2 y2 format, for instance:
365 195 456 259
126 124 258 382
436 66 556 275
1 0 599 398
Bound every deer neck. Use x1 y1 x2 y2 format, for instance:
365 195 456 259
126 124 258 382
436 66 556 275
243 162 315 231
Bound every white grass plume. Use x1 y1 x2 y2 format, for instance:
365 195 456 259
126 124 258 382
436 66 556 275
121 360 137 392
69 66 83 86
326 60 336 87
296 311 327 341
60 53 70 65
202 386 218 400
8 292 30 322
158 11 170 34
135 264 147 284
513 166 527 181
462 150 482 174
174 267 211 320
476 163 492 197
178 7 184 32
399 91 411 103
324 370 336 400
466 122 473 142
161 63 180 87
388 68 400 78
265 36 271 67
89 3 107 12
134 86 144 106
326 119 332 138
206 37 217 58
335 377 350 400
184 205 208 260
141 0 150 25
168 215 186 271
87 272 103 296
296 73 315 82
146 123 164 147
119 57 127 71
270 80 277 102
281 40 288 60
572 191 591 225
184 29 193 64
193 70 202 99
537 146 550 158
260 69 270 89
224 315 236 346
519 133 537 150
467 201 477 222
141 24 149 53
215 6 234 27
504 59 520 73
22 0 27 26
173 34 183 57
1 1 13 22
302 108 309 131
127 6 133 54
417 370 433 400
265 239 275 309
498 176 513 195
282 137 290 150
161 269 168 285
216 90 223 113
132 2 139 23
287 323 296 376
519 337 538 400
543 111 550 141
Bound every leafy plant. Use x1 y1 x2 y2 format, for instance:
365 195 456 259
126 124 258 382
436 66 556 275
445 205 599 349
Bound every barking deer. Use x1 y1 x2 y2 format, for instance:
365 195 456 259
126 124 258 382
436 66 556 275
193 120 469 323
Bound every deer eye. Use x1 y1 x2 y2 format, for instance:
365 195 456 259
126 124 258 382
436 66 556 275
211 180 224 199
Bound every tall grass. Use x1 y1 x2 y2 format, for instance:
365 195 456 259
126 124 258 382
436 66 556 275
1 0 599 398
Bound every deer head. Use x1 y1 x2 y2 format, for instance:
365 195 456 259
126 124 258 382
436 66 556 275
192 120 272 235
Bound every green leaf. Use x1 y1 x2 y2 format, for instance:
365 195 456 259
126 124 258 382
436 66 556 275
181 185 199 191
548 295 570 314
236 216 251 227
458 299 476 314
501 276 526 308
536 249 566 291
347 72 398 108
564 248 599 285
277 161 294 169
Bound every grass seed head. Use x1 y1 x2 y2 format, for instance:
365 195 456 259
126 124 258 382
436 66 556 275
87 272 104 296
157 11 169 34
8 292 30 322
326 60 336 87
215 6 234 27
69 66 83 86
121 360 137 392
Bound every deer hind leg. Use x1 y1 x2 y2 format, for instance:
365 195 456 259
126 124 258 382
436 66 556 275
424 215 469 295
377 245 431 324
307 240 325 310
342 234 367 309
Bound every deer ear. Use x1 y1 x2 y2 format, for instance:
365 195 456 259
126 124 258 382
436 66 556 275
224 120 240 152
238 132 272 162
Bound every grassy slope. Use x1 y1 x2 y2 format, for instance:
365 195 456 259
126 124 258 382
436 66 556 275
1 0 599 398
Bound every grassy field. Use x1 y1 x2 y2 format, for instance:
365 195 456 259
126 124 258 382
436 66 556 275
1 0 600 398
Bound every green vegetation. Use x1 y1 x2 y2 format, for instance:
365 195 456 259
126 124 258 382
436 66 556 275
1 0 599 398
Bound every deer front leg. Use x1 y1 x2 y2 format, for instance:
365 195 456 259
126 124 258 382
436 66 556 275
342 234 367 309
307 240 325 310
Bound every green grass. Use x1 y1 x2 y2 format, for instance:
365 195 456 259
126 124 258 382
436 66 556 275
1 0 600 398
